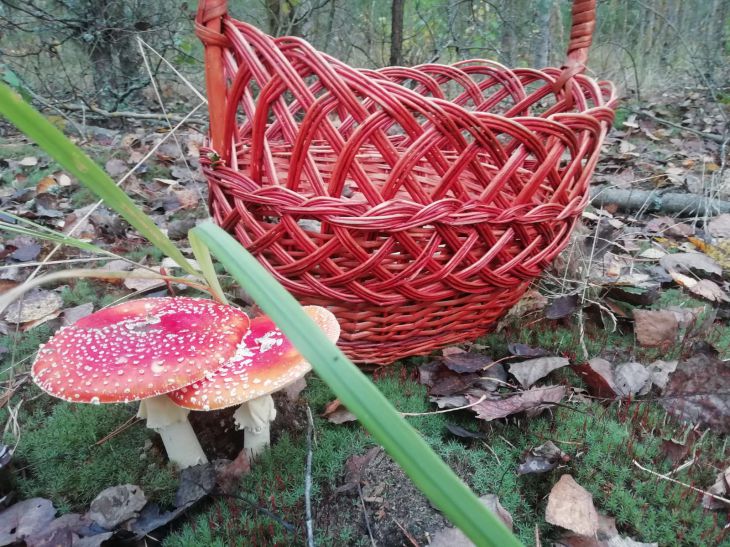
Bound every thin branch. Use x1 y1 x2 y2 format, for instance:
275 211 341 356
633 460 730 505
633 109 725 144
305 405 315 547
58 103 206 125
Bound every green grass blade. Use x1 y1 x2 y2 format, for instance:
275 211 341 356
191 221 522 547
0 268 211 314
189 230 228 304
0 82 197 276
0 215 118 259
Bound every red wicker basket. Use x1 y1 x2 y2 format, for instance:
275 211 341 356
195 0 617 364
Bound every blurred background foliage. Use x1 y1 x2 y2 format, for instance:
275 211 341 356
0 0 728 116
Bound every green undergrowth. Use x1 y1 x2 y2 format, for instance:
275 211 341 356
483 287 730 362
11 402 178 513
2 280 727 544
164 370 728 546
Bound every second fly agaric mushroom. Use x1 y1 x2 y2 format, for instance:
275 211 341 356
31 297 250 468
169 306 340 459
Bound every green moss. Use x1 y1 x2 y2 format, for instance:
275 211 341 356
12 402 177 512
0 324 54 381
68 186 96 209
163 369 727 546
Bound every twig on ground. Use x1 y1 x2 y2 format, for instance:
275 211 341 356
94 416 141 447
400 394 487 417
357 482 377 547
213 490 296 533
59 103 206 125
305 405 315 547
480 441 501 465
393 518 420 547
633 460 730 505
590 187 730 216
633 109 725 143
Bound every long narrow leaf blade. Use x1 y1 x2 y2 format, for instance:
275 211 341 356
191 221 522 547
0 83 197 276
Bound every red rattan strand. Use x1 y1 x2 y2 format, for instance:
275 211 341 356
195 0 617 364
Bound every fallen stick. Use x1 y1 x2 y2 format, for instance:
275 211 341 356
590 186 730 216
633 109 726 144
59 103 206 125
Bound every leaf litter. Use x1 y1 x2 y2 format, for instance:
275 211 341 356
2 88 730 545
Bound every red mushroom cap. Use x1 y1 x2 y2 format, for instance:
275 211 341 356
31 297 251 404
168 306 340 410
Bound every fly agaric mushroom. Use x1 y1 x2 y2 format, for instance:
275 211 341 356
31 297 250 468
169 306 340 459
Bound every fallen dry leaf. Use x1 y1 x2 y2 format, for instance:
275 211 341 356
646 360 678 392
87 484 146 529
702 465 730 510
546 295 579 320
35 176 57 194
687 279 730 303
3 289 63 324
556 511 657 546
509 356 569 389
708 214 730 238
9 241 41 262
507 343 551 358
442 352 494 374
661 343 730 433
123 268 166 292
419 361 479 396
24 513 110 547
216 450 251 494
429 494 513 546
445 423 488 440
572 359 618 398
467 386 565 421
613 362 651 397
172 188 200 210
337 447 382 493
322 399 357 424
0 498 56 545
105 158 128 178
18 156 38 167
545 474 599 537
518 441 569 475
660 252 722 278
633 309 678 347
62 302 94 326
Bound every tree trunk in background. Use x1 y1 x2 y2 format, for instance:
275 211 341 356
708 0 726 80
266 0 281 34
390 0 405 66
500 0 517 66
533 0 551 67
323 0 337 50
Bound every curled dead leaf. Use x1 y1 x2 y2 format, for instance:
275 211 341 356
467 386 565 422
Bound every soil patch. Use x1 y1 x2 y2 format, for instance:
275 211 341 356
318 447 451 545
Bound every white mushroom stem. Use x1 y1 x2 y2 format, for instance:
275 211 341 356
137 395 208 468
233 395 277 460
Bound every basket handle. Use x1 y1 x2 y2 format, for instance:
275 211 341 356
195 0 228 155
562 0 596 77
195 0 597 156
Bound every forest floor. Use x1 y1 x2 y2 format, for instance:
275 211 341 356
0 85 729 546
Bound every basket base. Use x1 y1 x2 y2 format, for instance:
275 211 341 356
302 283 530 364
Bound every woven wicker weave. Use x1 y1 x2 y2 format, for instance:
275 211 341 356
195 0 617 364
